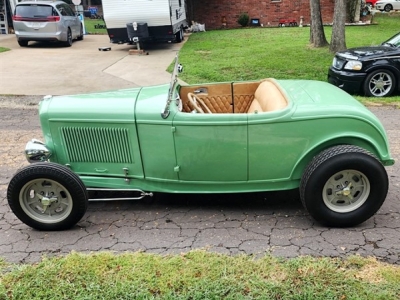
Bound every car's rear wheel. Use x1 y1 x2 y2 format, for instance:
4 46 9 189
384 4 393 11
64 28 73 47
300 145 388 227
18 40 28 47
77 25 84 41
7 163 88 230
363 69 396 97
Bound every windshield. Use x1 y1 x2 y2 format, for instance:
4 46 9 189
382 33 400 47
161 55 180 119
169 55 180 97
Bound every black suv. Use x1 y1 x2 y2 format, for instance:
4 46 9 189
328 32 400 97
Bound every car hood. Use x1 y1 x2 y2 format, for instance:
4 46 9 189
336 45 400 60
38 84 172 122
39 87 143 122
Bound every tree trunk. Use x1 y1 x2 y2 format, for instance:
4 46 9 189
354 0 361 22
330 0 347 52
309 0 328 47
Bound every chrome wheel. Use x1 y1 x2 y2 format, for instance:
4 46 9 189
365 70 395 97
322 170 370 213
19 178 73 224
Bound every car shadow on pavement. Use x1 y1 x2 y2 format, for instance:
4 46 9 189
81 189 308 229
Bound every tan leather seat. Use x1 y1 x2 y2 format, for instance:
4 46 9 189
247 80 287 113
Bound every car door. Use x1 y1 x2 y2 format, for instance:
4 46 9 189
64 4 80 36
394 0 400 9
57 3 79 37
172 112 248 181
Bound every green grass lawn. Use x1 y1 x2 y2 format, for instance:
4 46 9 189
84 17 107 35
178 12 400 104
1 251 399 299
0 47 9 53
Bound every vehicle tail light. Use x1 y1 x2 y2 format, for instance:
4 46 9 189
12 15 60 22
12 15 23 21
47 16 60 22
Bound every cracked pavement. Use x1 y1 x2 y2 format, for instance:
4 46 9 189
1 96 399 264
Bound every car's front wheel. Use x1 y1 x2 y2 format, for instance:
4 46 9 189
7 163 88 230
300 145 388 227
77 25 84 41
363 69 396 97
64 28 73 47
384 4 393 11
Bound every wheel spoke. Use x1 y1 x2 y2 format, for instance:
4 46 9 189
370 78 378 84
382 79 391 86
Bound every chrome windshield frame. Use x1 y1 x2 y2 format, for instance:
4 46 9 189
161 54 180 119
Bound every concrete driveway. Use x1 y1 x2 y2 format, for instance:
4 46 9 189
0 34 183 95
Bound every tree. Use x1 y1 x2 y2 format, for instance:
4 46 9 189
309 0 328 47
330 0 347 52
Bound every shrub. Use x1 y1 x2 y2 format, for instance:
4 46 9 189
237 13 249 27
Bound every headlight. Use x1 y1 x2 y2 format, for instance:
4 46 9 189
344 60 362 71
25 139 52 163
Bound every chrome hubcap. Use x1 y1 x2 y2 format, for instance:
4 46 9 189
322 170 370 213
19 179 73 224
369 72 392 96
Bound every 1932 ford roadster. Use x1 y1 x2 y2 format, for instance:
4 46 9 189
7 57 394 230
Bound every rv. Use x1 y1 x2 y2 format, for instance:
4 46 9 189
102 0 187 44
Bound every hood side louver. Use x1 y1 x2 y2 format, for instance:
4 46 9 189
61 127 133 163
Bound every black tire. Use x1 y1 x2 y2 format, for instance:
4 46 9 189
384 4 392 12
363 69 396 97
7 163 88 230
64 28 73 47
77 25 84 41
300 145 388 227
175 27 183 43
18 40 28 47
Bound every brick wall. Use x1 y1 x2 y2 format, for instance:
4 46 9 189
189 0 335 30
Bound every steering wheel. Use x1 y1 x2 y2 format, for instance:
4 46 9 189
187 93 213 114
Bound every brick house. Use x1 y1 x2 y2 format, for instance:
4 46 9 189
186 0 335 30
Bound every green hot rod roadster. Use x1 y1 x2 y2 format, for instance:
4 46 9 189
7 58 394 230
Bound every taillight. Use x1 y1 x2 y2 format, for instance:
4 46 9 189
12 15 23 21
47 16 60 22
12 15 60 22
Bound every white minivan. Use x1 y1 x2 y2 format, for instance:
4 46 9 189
13 0 83 47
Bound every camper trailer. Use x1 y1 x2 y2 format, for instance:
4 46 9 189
102 0 187 44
